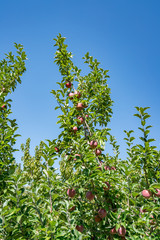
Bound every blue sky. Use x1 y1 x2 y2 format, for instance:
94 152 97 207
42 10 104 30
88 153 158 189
1 0 160 168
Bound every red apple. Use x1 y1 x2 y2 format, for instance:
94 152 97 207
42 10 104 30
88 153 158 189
89 140 98 149
77 116 84 125
95 149 101 156
55 147 59 152
155 188 160 197
110 227 117 234
76 103 84 110
98 209 107 218
66 82 72 88
67 189 76 198
85 114 89 118
103 182 110 191
104 166 110 171
69 92 74 99
68 206 76 212
74 90 81 98
76 225 84 233
73 126 78 133
118 226 126 236
111 166 116 170
1 104 6 109
94 215 102 223
141 190 152 199
86 191 95 201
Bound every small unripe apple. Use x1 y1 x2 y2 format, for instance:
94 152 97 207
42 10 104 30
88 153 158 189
76 103 84 110
94 215 102 222
66 82 72 88
155 188 160 197
73 126 78 133
76 225 84 233
86 191 95 201
77 116 84 125
98 208 107 218
95 149 101 156
69 92 74 99
68 206 76 212
103 182 110 191
74 90 81 98
55 147 59 152
67 189 76 198
141 190 152 199
117 226 126 236
89 140 98 149
110 227 117 234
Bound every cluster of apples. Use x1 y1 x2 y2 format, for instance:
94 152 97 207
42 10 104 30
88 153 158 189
110 226 126 237
141 189 160 198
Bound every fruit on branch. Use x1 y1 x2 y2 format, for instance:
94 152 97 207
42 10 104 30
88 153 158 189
69 92 74 99
117 226 126 236
98 209 107 218
141 190 152 199
77 116 84 125
55 147 59 152
149 215 156 225
86 191 95 201
85 114 89 118
74 90 81 98
110 227 117 234
103 182 110 191
95 149 102 156
1 104 6 109
76 225 84 233
76 102 84 110
73 126 78 133
67 189 76 198
68 206 76 212
89 140 98 149
155 188 160 197
104 166 110 171
66 82 72 88
110 166 116 170
94 215 102 222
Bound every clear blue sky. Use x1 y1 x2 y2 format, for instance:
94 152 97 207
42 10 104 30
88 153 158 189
1 0 160 168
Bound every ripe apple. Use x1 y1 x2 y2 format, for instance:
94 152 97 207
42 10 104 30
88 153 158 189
68 206 76 212
104 166 110 171
155 188 160 197
86 191 95 201
66 82 72 88
98 209 107 218
117 226 126 236
77 116 84 125
76 225 84 233
89 140 98 149
110 227 117 234
55 147 59 152
67 189 76 198
74 90 81 98
76 103 84 110
73 126 78 133
103 182 110 191
95 149 101 156
94 215 102 222
1 104 6 109
141 190 152 199
69 92 74 99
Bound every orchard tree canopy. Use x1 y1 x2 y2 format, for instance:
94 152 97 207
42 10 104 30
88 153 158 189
0 34 160 240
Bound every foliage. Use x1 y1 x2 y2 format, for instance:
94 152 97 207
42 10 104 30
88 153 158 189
0 34 160 239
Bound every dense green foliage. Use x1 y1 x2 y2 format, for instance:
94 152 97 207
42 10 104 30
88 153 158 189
0 34 160 239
